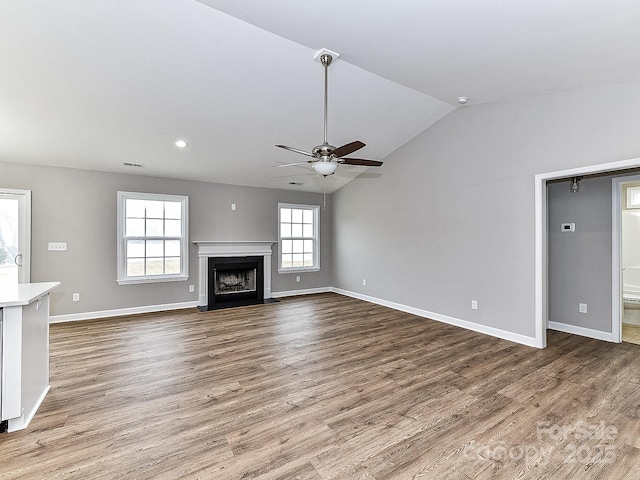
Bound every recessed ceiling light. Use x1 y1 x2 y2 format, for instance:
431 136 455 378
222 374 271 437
175 140 188 148
457 97 469 105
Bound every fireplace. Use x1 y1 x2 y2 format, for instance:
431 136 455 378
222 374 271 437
208 256 263 309
194 241 277 311
215 267 256 295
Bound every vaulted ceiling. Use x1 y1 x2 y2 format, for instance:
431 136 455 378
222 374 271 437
2 1 639 193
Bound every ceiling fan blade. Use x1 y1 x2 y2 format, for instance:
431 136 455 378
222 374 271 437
276 145 315 158
273 160 315 168
338 158 383 167
332 140 366 158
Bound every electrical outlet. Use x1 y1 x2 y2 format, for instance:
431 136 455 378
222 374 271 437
471 300 478 310
296 276 300 283
72 293 80 302
231 203 236 211
189 285 195 293
579 303 588 314
362 279 367 286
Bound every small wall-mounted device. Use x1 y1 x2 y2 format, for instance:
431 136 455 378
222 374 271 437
561 223 576 232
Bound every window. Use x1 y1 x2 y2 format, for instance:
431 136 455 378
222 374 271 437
628 186 640 209
117 192 188 284
278 203 320 273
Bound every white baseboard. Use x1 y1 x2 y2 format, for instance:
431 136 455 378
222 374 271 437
331 287 540 348
271 287 332 298
50 301 199 324
548 321 616 342
50 289 334 323
48 289 542 349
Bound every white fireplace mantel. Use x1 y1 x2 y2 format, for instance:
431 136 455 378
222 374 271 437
193 241 275 307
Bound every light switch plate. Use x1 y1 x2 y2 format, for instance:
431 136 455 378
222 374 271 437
48 242 67 251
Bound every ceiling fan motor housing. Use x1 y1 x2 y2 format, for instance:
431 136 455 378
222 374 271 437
312 143 336 159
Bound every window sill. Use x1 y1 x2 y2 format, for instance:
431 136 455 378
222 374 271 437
278 267 320 274
117 275 189 285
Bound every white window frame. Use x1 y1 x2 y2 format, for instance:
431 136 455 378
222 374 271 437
117 191 189 285
278 203 320 274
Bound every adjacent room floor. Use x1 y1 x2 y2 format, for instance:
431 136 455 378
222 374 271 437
1 293 639 479
623 323 640 345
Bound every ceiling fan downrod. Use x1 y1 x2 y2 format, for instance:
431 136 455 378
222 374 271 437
320 53 333 146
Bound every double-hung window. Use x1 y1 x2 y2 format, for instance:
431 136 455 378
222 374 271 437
278 203 319 273
117 192 189 284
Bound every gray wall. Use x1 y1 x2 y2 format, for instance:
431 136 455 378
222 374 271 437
1 161 332 316
547 177 612 332
332 80 640 340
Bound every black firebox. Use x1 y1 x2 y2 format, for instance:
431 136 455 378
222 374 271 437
205 256 264 310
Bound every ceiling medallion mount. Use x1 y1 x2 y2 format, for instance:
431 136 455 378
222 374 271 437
274 48 383 176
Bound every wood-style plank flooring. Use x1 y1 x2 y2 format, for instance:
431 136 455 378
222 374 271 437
622 323 640 345
2 293 640 479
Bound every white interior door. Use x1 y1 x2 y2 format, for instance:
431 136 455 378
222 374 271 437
0 189 31 286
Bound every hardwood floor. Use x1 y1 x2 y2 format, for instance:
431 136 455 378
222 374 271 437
2 293 640 479
622 323 640 345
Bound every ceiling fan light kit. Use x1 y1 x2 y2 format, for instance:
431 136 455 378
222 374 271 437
312 161 338 176
274 48 383 176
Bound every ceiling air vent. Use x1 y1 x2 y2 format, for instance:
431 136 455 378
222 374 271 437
123 162 144 168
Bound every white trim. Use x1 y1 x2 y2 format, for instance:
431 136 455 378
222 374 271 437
548 321 615 343
272 287 331 298
49 301 199 324
193 241 275 257
117 275 189 285
19 190 31 284
48 288 539 348
278 203 320 273
611 174 640 343
117 191 189 285
535 157 640 349
612 176 622 343
278 267 320 274
534 174 547 348
331 287 539 348
193 241 275 306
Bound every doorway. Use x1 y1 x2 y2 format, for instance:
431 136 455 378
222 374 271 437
0 189 31 286
612 175 640 344
535 157 640 349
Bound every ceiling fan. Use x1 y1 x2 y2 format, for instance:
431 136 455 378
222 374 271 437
274 50 383 176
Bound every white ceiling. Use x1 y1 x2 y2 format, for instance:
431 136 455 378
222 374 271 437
2 1 639 194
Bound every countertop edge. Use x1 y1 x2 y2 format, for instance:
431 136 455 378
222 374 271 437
0 282 61 308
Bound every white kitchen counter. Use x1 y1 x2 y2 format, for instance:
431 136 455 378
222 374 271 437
0 282 60 307
1 281 59 432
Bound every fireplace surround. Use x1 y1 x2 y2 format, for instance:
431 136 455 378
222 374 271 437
194 241 276 311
